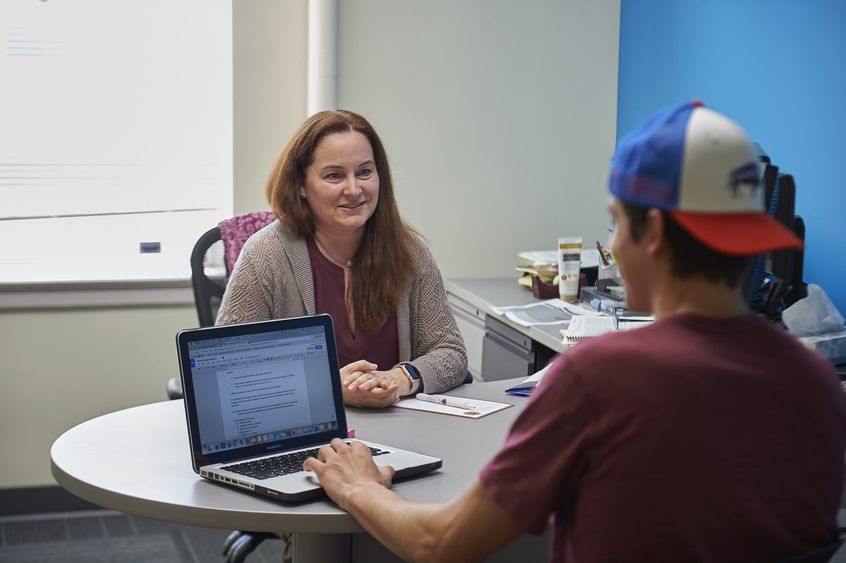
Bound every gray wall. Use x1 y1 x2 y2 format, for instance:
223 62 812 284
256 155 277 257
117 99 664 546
233 0 307 215
0 0 619 488
339 0 620 276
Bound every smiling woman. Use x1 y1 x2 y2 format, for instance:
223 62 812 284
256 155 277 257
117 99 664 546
216 110 468 409
303 130 380 245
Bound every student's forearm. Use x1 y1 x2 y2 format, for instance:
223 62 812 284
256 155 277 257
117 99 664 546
305 442 521 563
343 481 516 563
344 483 458 563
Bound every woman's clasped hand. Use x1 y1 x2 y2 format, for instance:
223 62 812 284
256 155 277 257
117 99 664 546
339 360 412 408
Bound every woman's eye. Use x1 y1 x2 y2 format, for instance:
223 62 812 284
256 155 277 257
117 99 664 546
325 173 342 181
357 168 373 178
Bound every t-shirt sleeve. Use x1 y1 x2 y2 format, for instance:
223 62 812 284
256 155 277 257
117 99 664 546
479 354 596 534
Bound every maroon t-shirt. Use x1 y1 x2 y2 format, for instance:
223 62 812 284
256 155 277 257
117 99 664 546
307 237 399 370
480 314 846 562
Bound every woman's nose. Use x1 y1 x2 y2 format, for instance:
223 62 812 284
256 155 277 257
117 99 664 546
342 174 362 195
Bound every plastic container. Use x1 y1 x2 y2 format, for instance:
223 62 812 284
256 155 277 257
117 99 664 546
558 237 582 303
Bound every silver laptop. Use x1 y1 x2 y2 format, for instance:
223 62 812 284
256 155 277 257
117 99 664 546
176 314 442 503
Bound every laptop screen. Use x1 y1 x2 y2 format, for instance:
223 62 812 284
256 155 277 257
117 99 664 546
177 315 348 469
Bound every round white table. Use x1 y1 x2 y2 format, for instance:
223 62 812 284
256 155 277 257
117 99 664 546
51 379 548 562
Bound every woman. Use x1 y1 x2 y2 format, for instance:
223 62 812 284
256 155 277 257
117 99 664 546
216 110 467 408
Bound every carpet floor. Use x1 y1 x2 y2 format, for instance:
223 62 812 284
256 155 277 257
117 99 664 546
0 510 285 563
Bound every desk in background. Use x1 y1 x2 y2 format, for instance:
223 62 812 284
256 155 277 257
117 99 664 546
447 277 564 381
51 379 547 563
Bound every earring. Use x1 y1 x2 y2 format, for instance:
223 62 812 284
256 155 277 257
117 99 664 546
300 191 307 198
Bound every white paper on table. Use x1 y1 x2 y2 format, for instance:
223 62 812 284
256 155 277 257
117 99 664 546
393 395 513 419
491 299 602 327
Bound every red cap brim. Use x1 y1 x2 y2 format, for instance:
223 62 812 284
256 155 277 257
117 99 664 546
669 211 804 256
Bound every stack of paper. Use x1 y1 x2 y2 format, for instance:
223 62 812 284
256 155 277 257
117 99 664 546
516 250 559 289
505 364 551 397
516 250 602 289
491 299 601 327
517 250 559 269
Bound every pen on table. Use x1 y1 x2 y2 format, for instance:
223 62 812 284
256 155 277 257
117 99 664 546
416 393 478 412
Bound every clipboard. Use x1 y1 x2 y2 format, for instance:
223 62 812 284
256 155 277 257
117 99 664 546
394 395 513 419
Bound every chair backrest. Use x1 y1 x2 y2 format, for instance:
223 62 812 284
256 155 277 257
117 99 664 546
190 226 225 328
219 211 275 276
190 211 275 328
773 539 843 563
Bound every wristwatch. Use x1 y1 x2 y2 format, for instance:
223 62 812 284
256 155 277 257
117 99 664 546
399 363 421 395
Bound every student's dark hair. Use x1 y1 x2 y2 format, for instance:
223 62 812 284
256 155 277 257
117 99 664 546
265 110 415 333
621 202 753 287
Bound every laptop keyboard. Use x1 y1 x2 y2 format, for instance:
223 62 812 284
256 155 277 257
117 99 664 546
221 445 389 480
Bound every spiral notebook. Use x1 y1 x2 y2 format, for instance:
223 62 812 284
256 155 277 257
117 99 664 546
561 314 654 342
561 316 617 341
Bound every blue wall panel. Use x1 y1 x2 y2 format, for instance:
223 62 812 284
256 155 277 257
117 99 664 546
618 0 846 314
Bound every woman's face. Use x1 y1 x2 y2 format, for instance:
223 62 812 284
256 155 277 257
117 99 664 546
303 130 380 238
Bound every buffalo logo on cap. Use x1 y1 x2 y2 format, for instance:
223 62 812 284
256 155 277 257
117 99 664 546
726 162 760 199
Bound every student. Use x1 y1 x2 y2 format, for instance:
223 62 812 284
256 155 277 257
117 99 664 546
303 102 846 561
217 110 467 408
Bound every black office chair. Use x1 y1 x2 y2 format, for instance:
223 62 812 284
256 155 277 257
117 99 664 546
191 226 228 328
166 226 226 400
168 220 289 563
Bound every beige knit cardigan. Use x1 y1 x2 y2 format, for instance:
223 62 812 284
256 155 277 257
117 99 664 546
216 221 468 394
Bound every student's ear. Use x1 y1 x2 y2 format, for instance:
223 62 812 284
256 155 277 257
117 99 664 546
644 208 668 257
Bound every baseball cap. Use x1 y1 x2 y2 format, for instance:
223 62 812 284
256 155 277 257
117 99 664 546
608 101 803 256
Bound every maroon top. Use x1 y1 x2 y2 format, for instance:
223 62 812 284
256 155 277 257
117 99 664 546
480 314 846 562
307 237 399 370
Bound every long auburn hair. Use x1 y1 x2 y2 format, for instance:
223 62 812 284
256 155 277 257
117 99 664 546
266 110 416 332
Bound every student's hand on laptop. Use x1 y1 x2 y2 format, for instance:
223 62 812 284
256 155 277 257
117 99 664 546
303 438 395 511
